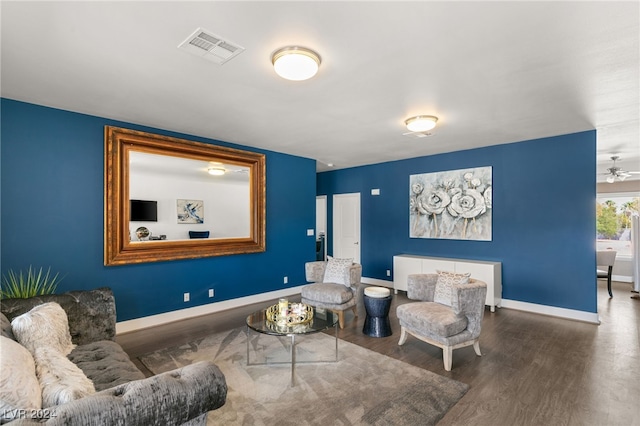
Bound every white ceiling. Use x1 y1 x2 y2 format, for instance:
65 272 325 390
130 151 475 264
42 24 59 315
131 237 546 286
130 151 249 183
2 1 639 181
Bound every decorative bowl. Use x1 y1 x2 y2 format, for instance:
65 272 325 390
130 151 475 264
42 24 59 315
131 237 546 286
135 226 150 241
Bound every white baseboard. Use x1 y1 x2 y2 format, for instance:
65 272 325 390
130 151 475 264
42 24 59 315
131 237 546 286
500 299 600 324
612 274 633 283
116 277 394 334
117 278 602 334
116 285 305 335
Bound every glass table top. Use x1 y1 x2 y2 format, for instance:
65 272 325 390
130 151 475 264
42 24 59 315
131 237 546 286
246 305 338 336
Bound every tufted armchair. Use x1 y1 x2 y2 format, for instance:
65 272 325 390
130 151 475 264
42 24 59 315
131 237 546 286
396 273 487 371
302 260 362 328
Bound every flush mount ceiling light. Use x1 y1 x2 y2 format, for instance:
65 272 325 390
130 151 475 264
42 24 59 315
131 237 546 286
271 46 321 81
404 115 438 132
208 167 226 176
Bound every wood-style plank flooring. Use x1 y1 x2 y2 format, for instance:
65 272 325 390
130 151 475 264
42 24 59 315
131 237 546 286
118 280 640 425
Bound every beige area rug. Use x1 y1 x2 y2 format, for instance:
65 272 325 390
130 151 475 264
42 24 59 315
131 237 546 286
139 327 468 425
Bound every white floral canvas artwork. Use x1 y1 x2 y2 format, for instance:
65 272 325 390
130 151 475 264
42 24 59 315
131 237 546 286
410 166 492 241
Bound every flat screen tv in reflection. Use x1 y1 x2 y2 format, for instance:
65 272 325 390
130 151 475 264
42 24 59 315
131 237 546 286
130 199 157 222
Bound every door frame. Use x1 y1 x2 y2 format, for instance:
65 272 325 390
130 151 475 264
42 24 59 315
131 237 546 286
316 195 327 260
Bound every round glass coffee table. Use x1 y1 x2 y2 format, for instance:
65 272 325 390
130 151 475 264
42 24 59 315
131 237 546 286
246 305 339 386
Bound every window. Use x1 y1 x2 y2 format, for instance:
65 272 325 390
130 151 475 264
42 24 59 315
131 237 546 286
596 194 639 257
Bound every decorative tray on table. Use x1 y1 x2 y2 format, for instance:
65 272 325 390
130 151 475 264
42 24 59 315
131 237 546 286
266 302 314 327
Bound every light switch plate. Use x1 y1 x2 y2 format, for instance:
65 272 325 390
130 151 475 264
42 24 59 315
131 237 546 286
307 229 314 236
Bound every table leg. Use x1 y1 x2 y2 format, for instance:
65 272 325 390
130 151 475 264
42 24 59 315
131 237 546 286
246 325 250 364
246 324 339 387
290 334 296 386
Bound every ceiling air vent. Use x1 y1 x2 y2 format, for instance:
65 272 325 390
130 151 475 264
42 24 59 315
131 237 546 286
178 28 244 65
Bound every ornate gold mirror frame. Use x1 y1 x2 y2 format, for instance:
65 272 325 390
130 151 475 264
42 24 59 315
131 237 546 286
104 126 266 266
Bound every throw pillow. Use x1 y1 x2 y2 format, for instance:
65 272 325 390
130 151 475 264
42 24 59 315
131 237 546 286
11 302 75 355
1 312 15 340
433 270 471 306
34 346 96 408
323 256 354 286
0 336 42 422
11 302 76 356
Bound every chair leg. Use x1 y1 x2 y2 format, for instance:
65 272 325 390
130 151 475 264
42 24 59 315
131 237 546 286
443 346 453 371
351 305 358 318
473 340 482 356
398 327 408 345
607 268 613 298
337 310 345 329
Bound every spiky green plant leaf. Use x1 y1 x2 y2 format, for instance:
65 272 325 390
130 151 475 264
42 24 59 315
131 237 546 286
0 266 62 299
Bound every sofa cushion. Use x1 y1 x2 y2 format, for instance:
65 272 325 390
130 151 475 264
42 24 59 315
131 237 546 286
397 302 468 338
433 270 470 306
11 302 75 356
0 336 42 422
68 340 146 391
323 257 353 286
34 346 96 407
301 283 354 305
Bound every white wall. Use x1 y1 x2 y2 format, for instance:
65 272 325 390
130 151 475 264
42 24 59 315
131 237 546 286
612 258 634 282
129 169 249 241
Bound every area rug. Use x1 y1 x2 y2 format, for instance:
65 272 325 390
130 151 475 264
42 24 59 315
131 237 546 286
139 327 468 425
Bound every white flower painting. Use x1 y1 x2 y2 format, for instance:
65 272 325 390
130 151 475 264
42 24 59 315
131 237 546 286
410 166 492 241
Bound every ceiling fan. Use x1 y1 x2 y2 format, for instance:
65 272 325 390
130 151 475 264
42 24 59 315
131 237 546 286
602 155 640 183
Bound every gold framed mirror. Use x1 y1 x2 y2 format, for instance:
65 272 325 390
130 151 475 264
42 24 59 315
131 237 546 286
104 126 265 266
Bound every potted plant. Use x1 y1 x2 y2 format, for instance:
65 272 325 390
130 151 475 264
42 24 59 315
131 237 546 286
0 266 63 299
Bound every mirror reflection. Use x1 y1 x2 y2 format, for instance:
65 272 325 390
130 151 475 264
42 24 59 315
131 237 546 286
104 126 266 266
129 152 251 242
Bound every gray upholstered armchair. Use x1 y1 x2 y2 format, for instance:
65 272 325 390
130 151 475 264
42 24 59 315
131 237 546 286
302 260 362 328
396 273 487 371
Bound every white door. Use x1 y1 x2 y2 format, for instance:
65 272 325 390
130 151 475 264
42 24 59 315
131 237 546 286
333 193 361 263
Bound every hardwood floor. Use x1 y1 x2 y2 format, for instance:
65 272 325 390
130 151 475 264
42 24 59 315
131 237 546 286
118 281 640 425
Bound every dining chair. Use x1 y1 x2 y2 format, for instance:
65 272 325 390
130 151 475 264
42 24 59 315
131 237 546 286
596 250 617 298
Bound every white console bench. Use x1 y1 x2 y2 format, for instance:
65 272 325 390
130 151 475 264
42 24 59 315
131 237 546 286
393 254 502 312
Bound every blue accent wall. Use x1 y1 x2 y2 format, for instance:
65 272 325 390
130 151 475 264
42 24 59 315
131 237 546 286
1 99 317 321
318 131 597 313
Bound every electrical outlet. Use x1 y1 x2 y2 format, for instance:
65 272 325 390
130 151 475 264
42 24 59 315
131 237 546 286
208 289 214 298
284 276 288 284
183 292 190 302
386 269 391 277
